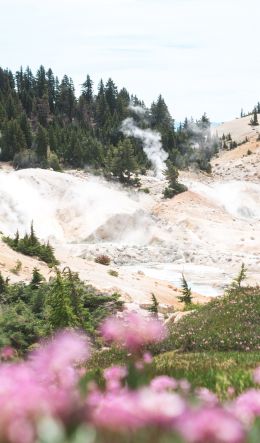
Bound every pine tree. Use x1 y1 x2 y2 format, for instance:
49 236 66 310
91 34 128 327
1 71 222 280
0 271 8 294
56 75 75 121
46 271 77 330
148 293 159 316
35 124 49 160
233 263 247 290
249 109 259 126
29 222 38 246
19 112 32 148
108 139 138 183
46 68 56 113
35 65 47 98
30 267 44 289
82 75 93 104
163 161 187 198
105 78 118 114
178 274 193 305
1 119 26 160
0 102 6 129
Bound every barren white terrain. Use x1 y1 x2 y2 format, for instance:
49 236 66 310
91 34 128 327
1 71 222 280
0 117 259 309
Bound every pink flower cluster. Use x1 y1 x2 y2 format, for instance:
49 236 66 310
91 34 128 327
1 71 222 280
0 315 258 443
0 331 89 443
101 311 167 352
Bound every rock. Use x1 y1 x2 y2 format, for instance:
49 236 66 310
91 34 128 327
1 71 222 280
165 310 193 325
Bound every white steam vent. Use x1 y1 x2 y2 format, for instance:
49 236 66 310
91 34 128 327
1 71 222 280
121 116 168 178
186 180 260 220
0 169 160 245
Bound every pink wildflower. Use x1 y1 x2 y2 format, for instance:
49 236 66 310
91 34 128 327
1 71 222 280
150 376 178 392
89 387 185 431
101 312 167 352
29 330 90 388
231 389 260 424
177 408 245 443
104 365 127 391
195 388 218 406
143 352 153 364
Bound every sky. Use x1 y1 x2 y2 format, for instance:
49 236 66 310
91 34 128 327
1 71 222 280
0 0 259 122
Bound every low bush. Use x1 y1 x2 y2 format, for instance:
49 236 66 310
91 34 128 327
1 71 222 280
108 269 119 277
10 259 22 275
0 268 123 353
3 223 59 266
95 254 111 266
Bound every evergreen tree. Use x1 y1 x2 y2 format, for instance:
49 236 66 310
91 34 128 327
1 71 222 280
35 94 50 127
35 124 48 160
0 102 6 129
30 268 44 289
0 119 26 160
56 75 75 120
197 113 210 131
148 293 159 316
163 161 187 198
105 78 118 114
19 112 32 148
82 75 93 104
0 271 8 294
108 139 138 183
5 94 19 119
151 95 172 129
35 65 47 98
46 68 56 113
249 109 259 126
178 274 193 305
230 263 247 291
46 270 77 330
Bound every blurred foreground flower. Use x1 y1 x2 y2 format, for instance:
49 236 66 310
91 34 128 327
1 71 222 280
101 311 167 352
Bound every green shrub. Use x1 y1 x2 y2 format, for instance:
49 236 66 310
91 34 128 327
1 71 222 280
139 187 150 194
48 152 62 171
108 269 119 277
10 260 22 275
0 268 123 353
3 223 59 266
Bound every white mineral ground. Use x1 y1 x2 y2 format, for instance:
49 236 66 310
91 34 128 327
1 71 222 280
0 116 259 310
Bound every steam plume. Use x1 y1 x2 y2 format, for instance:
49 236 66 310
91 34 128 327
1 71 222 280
121 117 168 179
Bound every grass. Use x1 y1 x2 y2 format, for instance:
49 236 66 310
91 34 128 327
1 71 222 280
88 286 260 398
88 348 260 399
153 351 260 398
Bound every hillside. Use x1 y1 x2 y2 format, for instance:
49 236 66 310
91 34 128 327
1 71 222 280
161 285 260 352
214 114 260 142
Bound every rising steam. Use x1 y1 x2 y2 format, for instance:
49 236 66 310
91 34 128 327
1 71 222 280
0 168 161 245
121 115 168 179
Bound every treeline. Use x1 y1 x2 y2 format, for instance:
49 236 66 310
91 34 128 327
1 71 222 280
0 65 219 180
